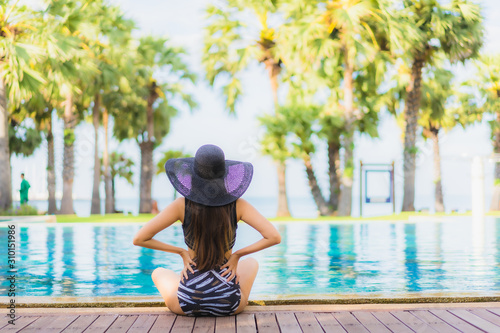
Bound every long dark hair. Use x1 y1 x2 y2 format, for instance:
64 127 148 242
185 200 234 271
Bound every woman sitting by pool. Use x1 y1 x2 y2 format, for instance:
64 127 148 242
133 144 281 316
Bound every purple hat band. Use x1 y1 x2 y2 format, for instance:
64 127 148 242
165 145 253 206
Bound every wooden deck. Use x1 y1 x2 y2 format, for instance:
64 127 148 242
2 304 500 332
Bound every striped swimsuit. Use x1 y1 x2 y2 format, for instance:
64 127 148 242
177 199 241 316
177 262 241 316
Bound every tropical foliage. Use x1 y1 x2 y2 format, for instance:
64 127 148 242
112 36 196 213
202 0 292 217
1 0 195 215
2 0 497 217
100 151 134 213
461 54 500 210
0 0 45 210
392 0 484 211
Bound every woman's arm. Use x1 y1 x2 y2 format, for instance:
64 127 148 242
133 197 196 278
233 198 281 257
132 197 185 255
221 198 281 281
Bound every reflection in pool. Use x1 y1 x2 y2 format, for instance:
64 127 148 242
0 217 499 297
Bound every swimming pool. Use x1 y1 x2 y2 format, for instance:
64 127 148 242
1 217 499 298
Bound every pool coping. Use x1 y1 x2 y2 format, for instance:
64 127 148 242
0 215 56 223
2 293 500 308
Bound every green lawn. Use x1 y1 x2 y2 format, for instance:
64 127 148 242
53 211 500 223
56 214 158 223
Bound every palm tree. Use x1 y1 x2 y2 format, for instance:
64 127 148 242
100 152 134 213
0 1 45 210
112 36 196 214
262 59 382 216
262 104 332 215
464 54 500 211
395 0 483 211
279 0 390 216
202 1 292 217
387 60 484 213
85 3 134 215
28 4 87 214
419 67 455 213
45 110 57 214
43 0 99 214
10 94 56 212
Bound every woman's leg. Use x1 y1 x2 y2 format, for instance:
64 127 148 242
151 268 186 315
233 257 259 315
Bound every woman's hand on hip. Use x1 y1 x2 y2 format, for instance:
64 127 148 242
220 253 240 283
179 250 195 282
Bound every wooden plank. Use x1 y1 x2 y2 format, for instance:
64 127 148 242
236 313 256 333
428 310 484 333
171 315 196 333
0 316 9 331
409 310 460 333
469 308 500 326
295 312 324 333
149 314 176 333
314 313 345 333
127 314 158 333
333 312 369 333
391 311 438 332
193 316 215 333
449 309 500 332
105 315 137 333
371 312 414 333
0 316 40 332
275 312 302 333
255 312 279 333
17 315 78 332
215 315 235 333
487 308 500 317
61 315 98 332
351 312 391 332
83 315 119 333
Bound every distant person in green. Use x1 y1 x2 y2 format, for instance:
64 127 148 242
20 173 31 204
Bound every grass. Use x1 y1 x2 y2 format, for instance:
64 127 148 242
0 204 39 216
56 214 157 223
270 210 488 222
51 210 500 223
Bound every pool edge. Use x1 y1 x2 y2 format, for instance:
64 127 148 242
2 294 500 308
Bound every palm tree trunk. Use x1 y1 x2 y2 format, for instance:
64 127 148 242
338 55 355 217
138 92 156 214
402 55 425 212
337 135 354 216
60 92 75 214
328 138 341 211
303 154 331 216
431 128 444 212
46 112 57 214
111 175 116 213
139 141 153 213
0 77 11 210
103 109 113 214
269 70 290 217
275 160 290 217
490 111 500 211
91 93 101 215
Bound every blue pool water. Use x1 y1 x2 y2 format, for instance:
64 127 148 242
1 217 499 298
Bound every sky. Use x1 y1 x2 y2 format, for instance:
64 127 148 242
11 0 500 216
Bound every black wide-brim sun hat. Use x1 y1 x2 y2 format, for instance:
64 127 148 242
165 144 253 206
